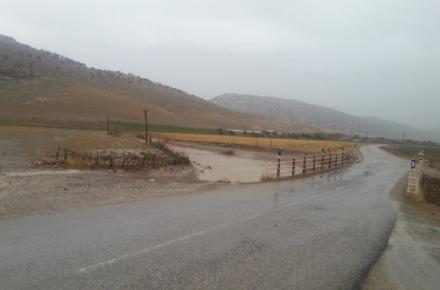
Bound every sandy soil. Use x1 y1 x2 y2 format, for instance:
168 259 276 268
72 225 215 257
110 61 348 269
0 125 359 219
0 126 218 220
0 168 218 220
362 173 440 290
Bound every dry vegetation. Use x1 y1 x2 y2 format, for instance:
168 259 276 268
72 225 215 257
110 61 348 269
0 35 303 132
153 132 355 154
382 145 440 169
0 125 205 219
0 126 151 159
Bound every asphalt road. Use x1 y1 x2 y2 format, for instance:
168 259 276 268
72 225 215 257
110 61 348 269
0 145 408 290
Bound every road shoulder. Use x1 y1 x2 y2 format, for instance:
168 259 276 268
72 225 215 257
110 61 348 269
362 173 440 290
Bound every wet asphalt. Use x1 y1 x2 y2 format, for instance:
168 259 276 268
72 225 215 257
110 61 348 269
0 145 408 290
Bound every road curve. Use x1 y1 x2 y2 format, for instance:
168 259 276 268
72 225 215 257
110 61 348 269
0 145 408 290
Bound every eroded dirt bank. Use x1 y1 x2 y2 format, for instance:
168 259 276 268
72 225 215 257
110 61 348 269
0 126 218 220
362 173 440 290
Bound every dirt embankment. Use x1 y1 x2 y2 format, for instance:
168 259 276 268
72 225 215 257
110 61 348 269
421 170 440 207
0 126 217 220
362 173 440 290
0 125 359 219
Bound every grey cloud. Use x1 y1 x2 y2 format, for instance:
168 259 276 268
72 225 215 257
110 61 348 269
1 0 439 129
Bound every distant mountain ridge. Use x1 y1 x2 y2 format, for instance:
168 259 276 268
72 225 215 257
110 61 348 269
0 34 302 131
211 94 438 141
1 34 437 141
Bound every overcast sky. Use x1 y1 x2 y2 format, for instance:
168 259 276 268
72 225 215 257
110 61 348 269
1 0 439 129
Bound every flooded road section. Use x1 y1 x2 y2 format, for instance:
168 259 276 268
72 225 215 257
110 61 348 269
0 146 408 290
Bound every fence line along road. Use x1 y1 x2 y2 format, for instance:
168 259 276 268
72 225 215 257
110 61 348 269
265 152 345 179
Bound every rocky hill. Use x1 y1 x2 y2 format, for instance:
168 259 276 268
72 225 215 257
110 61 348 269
0 34 301 131
211 94 437 141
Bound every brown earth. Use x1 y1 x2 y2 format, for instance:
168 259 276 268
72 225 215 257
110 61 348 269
362 171 440 290
0 125 219 220
0 34 308 132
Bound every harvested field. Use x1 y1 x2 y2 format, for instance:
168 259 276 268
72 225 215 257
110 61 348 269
153 132 356 154
0 125 153 163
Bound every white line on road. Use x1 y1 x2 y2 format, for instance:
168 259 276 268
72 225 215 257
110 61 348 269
78 205 293 274
78 184 347 274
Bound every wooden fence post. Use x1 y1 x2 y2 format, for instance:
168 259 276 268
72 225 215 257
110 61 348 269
329 152 332 169
96 152 99 167
107 114 110 135
292 158 296 177
122 155 127 168
342 153 345 165
303 156 307 174
56 146 60 161
144 109 149 143
277 157 281 179
64 148 68 161
313 155 316 172
321 155 324 170
335 153 338 167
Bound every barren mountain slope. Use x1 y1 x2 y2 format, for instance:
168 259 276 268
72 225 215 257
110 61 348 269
0 35 303 131
211 93 435 141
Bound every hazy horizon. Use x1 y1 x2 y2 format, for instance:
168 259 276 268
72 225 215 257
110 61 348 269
1 0 439 130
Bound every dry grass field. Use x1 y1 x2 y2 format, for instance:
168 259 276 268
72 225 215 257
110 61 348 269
0 126 153 162
153 132 355 154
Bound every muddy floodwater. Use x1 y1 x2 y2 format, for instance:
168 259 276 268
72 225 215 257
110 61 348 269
171 145 269 183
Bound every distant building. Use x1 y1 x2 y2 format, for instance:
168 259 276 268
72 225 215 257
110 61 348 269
225 129 278 137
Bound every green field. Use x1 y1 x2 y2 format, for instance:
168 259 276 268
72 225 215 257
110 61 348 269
0 119 217 134
117 122 217 134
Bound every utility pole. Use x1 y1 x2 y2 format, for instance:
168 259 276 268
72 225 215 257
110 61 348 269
144 109 149 143
107 114 110 135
